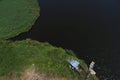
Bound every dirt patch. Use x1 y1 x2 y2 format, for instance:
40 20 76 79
0 64 68 80
20 64 41 80
21 64 67 80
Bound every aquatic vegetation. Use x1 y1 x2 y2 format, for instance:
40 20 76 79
0 0 40 39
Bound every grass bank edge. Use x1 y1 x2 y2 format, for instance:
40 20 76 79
0 39 98 80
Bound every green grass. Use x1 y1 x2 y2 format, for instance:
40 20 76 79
0 0 99 79
0 39 96 80
0 0 40 39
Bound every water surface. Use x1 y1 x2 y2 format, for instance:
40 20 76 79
12 0 120 79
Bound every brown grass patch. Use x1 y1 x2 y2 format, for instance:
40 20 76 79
0 65 68 80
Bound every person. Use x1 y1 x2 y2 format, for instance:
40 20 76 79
89 61 96 75
89 61 95 70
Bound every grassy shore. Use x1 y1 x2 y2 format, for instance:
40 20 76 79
0 0 40 39
0 1 98 79
0 39 98 80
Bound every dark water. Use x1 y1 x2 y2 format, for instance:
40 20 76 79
11 0 120 80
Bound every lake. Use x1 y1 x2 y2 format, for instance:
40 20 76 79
11 0 120 79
